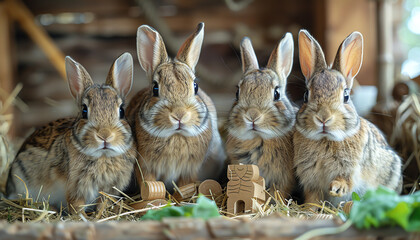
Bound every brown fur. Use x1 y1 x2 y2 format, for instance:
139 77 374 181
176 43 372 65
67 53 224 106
226 35 296 197
6 53 136 214
130 88 213 184
227 133 295 196
295 30 402 206
129 23 225 189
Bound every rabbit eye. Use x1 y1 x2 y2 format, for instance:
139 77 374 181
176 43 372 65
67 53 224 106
235 87 239 100
152 81 159 97
82 104 88 119
119 105 125 119
344 88 350 103
274 87 280 101
303 90 309 103
194 82 198 95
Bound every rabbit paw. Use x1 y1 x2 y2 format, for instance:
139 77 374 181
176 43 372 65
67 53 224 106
329 179 349 197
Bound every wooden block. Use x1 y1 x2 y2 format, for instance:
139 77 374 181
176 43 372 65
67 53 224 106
130 199 167 211
141 181 166 201
226 164 266 215
198 179 222 197
227 164 260 181
172 182 199 202
255 176 265 189
251 182 265 202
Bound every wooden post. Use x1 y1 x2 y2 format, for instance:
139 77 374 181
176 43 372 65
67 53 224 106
0 3 13 100
0 2 15 140
370 0 397 138
6 0 67 80
376 0 395 106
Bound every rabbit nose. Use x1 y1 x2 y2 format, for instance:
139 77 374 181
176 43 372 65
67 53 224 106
245 108 262 122
314 107 333 125
170 108 191 123
97 129 115 142
314 115 333 125
170 108 191 122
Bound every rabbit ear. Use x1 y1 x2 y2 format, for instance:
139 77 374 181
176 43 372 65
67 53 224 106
332 32 363 89
65 56 93 100
267 32 294 80
240 37 259 73
298 30 327 82
106 52 133 98
176 22 204 70
137 25 168 77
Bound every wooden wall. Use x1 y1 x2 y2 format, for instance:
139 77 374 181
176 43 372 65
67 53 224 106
0 2 15 137
7 0 380 139
9 0 317 138
324 0 377 86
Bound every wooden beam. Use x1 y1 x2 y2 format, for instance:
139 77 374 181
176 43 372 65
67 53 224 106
0 217 417 239
6 0 66 80
0 2 15 138
313 0 326 51
0 3 13 104
376 0 395 105
369 0 398 138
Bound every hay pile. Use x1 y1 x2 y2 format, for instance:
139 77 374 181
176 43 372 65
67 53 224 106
391 93 420 193
0 84 26 193
0 184 341 223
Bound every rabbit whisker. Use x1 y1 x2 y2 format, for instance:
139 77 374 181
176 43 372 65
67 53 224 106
193 125 206 143
132 148 150 173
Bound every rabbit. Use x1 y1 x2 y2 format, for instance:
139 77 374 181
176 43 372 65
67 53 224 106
294 30 402 206
6 53 136 214
225 34 297 198
126 22 226 190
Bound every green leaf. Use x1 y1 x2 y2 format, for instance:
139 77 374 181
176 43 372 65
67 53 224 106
349 186 420 232
385 202 411 230
192 195 220 220
352 192 361 201
365 214 379 228
181 205 194 217
407 206 420 232
140 196 220 221
141 205 185 220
